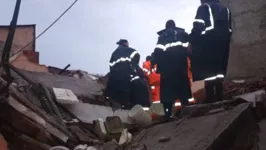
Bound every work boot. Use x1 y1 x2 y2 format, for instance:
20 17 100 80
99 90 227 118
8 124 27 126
215 77 224 102
205 80 215 103
162 102 173 122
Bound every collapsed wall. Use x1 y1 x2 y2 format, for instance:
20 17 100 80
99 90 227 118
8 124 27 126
221 0 266 79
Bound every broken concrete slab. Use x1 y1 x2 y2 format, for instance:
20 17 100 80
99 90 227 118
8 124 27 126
11 69 105 104
234 90 265 103
63 103 113 124
53 88 79 104
63 103 133 124
136 103 251 150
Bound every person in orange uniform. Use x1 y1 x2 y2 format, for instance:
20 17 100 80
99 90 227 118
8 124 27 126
187 57 197 104
143 55 187 111
142 56 152 78
143 55 160 103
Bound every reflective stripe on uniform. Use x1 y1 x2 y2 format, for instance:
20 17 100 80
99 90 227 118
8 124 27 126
174 102 182 107
131 76 140 82
155 41 189 51
109 57 131 67
194 19 205 24
202 4 214 35
204 74 224 81
188 98 195 102
109 51 138 67
216 74 224 78
143 107 150 111
165 42 189 49
155 44 165 50
130 51 138 59
227 8 232 32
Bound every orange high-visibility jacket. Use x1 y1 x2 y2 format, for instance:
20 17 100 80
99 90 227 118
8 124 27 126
142 61 151 77
143 59 196 106
187 57 192 81
143 61 160 101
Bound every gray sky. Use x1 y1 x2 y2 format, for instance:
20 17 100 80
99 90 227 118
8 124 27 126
1 0 200 74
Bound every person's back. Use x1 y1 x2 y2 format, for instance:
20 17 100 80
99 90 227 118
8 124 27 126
190 0 232 103
155 26 189 78
153 20 192 120
190 0 232 80
191 0 232 41
107 39 138 108
109 46 136 78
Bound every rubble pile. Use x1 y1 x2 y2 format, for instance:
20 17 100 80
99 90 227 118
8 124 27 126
48 66 102 81
224 80 266 99
0 69 146 150
1 65 266 150
0 77 104 150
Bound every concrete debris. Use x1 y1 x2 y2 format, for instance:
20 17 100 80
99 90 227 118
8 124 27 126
105 116 124 141
86 147 98 150
224 80 266 100
93 118 107 141
128 105 152 126
137 103 252 150
103 139 118 150
47 66 100 81
73 144 88 150
49 146 70 150
53 88 79 104
0 77 102 150
3 62 266 150
11 69 106 105
93 116 133 146
118 129 132 145
64 103 134 124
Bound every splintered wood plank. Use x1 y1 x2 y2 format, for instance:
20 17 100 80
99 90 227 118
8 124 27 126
136 103 250 150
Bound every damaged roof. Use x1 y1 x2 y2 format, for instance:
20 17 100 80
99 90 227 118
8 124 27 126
48 66 101 81
11 69 106 104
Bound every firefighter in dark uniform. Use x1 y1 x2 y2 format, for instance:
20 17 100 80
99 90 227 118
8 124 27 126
190 0 232 103
152 20 192 120
130 50 151 109
106 39 150 109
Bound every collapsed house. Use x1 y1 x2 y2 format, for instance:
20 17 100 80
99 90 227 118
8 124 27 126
2 68 266 150
1 0 266 149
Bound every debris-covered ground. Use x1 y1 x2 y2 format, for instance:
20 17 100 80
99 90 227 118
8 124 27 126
0 68 266 150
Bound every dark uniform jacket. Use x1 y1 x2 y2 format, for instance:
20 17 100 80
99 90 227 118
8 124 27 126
153 27 192 102
190 0 232 81
130 52 150 107
106 45 139 106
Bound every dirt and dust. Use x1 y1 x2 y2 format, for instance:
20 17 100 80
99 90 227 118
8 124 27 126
134 104 249 150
